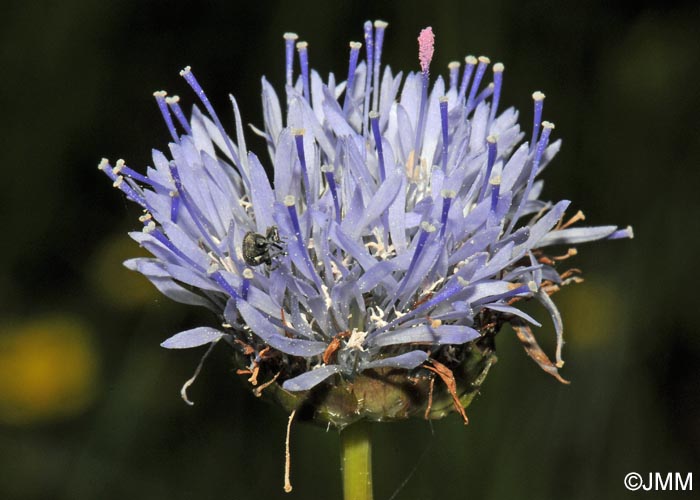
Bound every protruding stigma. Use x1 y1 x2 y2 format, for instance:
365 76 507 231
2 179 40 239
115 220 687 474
417 26 435 74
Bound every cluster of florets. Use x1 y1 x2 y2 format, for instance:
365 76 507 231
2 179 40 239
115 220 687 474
100 21 632 400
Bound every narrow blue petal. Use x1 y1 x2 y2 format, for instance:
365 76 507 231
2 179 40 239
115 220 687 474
282 365 342 391
238 300 326 356
537 225 618 247
372 324 480 347
161 327 226 349
483 303 542 327
363 350 428 369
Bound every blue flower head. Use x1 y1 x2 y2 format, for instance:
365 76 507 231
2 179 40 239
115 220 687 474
101 22 632 425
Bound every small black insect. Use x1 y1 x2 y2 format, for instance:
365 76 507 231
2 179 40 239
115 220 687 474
242 226 285 267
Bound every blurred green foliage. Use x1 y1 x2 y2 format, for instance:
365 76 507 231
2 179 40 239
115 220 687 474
1 0 698 498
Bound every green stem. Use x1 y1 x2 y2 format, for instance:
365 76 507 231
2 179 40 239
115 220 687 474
340 420 373 500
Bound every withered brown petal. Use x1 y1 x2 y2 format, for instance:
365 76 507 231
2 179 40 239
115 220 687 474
511 319 570 384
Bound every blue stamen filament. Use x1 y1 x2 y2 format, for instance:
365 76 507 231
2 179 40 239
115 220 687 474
466 56 490 112
530 91 545 153
488 63 504 127
439 96 449 172
152 225 240 302
170 190 180 223
285 195 322 289
458 55 477 103
448 61 461 92
113 160 169 192
369 112 386 182
343 42 362 113
372 273 464 338
179 67 248 188
372 20 388 112
148 227 204 271
165 95 192 135
507 121 554 234
296 41 310 102
490 175 501 214
321 165 341 223
283 32 298 88
362 21 374 136
241 268 253 300
98 159 146 206
471 83 495 111
169 161 221 252
439 190 455 239
293 130 312 208
210 270 242 301
413 67 430 166
394 221 435 303
153 91 179 143
478 135 498 203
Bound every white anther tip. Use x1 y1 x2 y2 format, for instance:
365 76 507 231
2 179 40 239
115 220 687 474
165 95 180 104
465 55 478 65
98 158 109 170
349 41 362 49
374 20 388 29
440 189 456 199
478 55 491 64
542 121 555 129
487 135 498 144
292 128 305 136
179 66 192 76
296 41 308 50
284 32 299 40
532 91 546 101
493 62 505 72
243 268 254 280
439 95 449 103
369 110 379 119
284 195 296 207
448 61 461 69
153 90 167 98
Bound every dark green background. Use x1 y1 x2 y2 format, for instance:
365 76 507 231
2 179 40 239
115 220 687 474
2 0 698 499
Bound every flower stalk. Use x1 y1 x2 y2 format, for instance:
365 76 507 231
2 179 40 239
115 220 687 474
341 421 373 500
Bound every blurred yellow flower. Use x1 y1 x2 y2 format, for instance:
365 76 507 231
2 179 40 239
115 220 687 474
0 316 98 424
557 277 626 348
89 232 158 308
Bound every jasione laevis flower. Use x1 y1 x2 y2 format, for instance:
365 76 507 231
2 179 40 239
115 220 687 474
100 21 632 428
